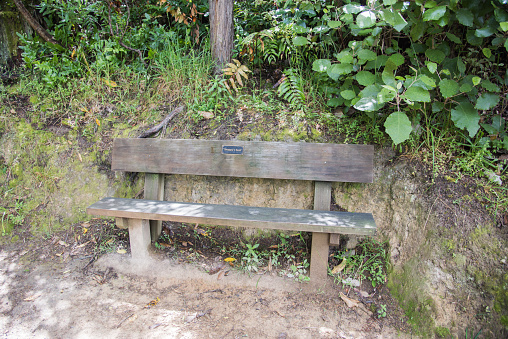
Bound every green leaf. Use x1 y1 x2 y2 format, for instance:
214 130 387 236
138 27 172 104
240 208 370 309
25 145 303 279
404 86 431 102
423 6 447 22
292 36 308 46
381 9 408 32
383 0 397 5
475 26 497 38
410 21 425 41
327 98 343 107
426 61 437 74
456 9 474 27
357 49 377 61
357 11 377 28
312 59 331 72
327 63 353 81
481 80 500 92
328 20 341 28
439 79 459 98
459 83 473 93
472 76 481 86
475 93 500 110
451 101 480 137
356 71 376 86
340 90 356 100
388 53 405 67
354 97 382 112
336 50 354 64
343 4 365 15
505 38 508 52
482 48 492 58
500 22 508 32
466 30 483 46
420 75 437 88
425 49 445 63
445 32 462 44
384 111 412 145
377 87 396 104
457 57 466 74
425 1 438 8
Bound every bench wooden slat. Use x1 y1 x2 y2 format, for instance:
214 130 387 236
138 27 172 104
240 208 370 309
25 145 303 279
87 197 376 236
112 139 374 183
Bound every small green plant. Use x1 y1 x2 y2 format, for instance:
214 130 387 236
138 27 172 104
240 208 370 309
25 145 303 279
242 243 261 272
288 259 310 283
331 238 388 288
434 326 451 338
377 304 387 318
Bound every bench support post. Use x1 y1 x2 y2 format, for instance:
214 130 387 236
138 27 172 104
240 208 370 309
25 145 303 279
145 173 165 241
128 218 151 259
310 181 332 283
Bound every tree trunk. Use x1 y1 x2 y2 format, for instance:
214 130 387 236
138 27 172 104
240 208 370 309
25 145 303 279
209 0 234 74
12 0 62 46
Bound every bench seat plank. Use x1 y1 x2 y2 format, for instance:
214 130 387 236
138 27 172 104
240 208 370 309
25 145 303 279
87 197 376 236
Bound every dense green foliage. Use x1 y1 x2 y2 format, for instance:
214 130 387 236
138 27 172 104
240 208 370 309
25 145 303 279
7 0 508 180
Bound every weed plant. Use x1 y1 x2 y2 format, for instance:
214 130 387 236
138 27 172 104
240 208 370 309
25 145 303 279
331 238 389 289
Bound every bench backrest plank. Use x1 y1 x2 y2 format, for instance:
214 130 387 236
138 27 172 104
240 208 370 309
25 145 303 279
112 139 374 183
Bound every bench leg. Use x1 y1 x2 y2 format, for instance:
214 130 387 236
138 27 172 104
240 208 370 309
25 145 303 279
310 232 329 283
128 219 151 259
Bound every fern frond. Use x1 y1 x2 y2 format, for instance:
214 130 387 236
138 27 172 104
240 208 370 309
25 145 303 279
276 68 305 109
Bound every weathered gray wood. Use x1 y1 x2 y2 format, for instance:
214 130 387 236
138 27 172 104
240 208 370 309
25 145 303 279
145 173 165 241
112 139 374 183
87 197 377 236
128 219 151 259
310 182 332 282
329 234 341 245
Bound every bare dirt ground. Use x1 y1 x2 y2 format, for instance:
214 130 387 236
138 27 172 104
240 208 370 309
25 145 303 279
0 222 412 339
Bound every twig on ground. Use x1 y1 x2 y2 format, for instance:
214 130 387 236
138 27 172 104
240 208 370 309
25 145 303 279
138 105 185 138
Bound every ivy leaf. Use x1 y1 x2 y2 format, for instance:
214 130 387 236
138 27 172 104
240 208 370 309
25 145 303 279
425 49 445 63
439 79 459 98
451 101 480 137
456 9 474 27
384 111 412 145
340 90 356 100
475 93 500 110
423 6 447 22
356 71 376 86
357 11 377 28
404 87 431 102
312 59 331 72
292 36 308 46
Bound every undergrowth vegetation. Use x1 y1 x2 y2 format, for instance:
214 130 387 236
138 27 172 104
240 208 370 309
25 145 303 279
0 0 505 238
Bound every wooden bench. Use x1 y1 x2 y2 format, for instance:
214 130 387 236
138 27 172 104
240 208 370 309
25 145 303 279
87 138 376 282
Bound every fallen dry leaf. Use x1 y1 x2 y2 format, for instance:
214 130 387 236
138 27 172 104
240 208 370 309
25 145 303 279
339 292 359 308
198 111 214 119
331 258 347 275
24 293 42 301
